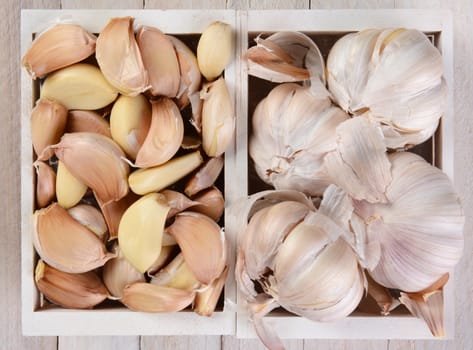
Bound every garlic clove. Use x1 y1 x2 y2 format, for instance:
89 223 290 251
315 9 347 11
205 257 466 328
96 191 139 241
168 35 202 110
181 135 202 150
188 92 203 133
190 186 224 222
147 245 176 276
109 94 151 160
197 21 233 81
121 282 195 313
150 253 200 291
35 259 109 309
324 117 392 203
118 193 170 273
129 150 203 195
366 273 400 315
68 204 108 241
162 230 178 246
22 24 96 79
31 99 67 160
56 160 88 209
66 110 111 138
54 132 130 205
103 244 145 299
161 189 200 219
34 161 56 208
184 156 224 197
40 63 119 110
167 211 226 285
134 98 184 168
33 203 115 273
201 77 234 157
96 17 149 96
136 26 180 97
194 266 228 317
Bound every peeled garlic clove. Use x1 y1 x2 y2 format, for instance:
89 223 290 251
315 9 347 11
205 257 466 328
67 110 111 138
31 99 67 160
110 94 151 160
136 26 180 97
147 245 176 276
40 63 119 110
22 24 96 79
35 260 109 309
121 282 195 312
197 21 233 81
68 204 108 241
150 253 200 291
324 117 391 203
103 245 145 298
129 150 203 195
96 17 149 96
54 132 130 205
168 35 202 110
34 161 56 208
161 189 200 219
135 98 184 168
185 156 223 197
56 160 88 209
194 266 228 317
201 77 234 157
167 211 226 285
118 193 170 273
33 203 115 273
190 186 224 222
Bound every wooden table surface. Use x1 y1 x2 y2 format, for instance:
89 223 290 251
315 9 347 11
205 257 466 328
2 0 472 349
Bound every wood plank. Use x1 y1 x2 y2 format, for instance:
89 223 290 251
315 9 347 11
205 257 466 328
305 340 388 350
145 0 226 9
21 0 61 8
141 336 221 349
249 0 309 9
223 336 304 350
388 339 453 350
59 337 140 350
310 0 394 8
62 0 143 8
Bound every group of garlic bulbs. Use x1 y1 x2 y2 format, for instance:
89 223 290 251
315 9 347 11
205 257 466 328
25 17 234 314
242 28 464 348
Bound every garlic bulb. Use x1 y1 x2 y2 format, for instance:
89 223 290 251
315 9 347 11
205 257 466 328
353 151 464 292
249 83 349 196
327 29 446 149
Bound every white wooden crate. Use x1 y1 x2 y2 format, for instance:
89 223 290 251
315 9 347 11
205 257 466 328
20 9 238 336
235 9 455 340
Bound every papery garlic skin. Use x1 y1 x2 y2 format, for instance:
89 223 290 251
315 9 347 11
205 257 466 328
354 152 464 292
249 83 349 196
327 29 446 148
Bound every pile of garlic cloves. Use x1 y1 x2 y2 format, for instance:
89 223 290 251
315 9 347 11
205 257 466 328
239 29 464 348
25 17 234 315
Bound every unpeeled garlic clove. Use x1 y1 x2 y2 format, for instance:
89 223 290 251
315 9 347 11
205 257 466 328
121 282 195 312
118 193 170 273
162 230 178 246
168 35 202 110
34 161 56 208
366 273 400 315
161 189 200 219
147 245 176 276
68 204 108 241
194 266 228 317
136 26 180 97
54 132 130 205
197 21 233 81
56 160 88 209
35 259 109 309
129 150 203 195
22 24 96 79
66 110 111 138
134 98 184 168
190 186 224 222
40 63 119 110
33 203 115 273
200 77 234 157
150 253 200 291
31 99 67 160
109 94 151 160
167 211 226 285
184 156 224 197
96 17 149 96
103 244 145 298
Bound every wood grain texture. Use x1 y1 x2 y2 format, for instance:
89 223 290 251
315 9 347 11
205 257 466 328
62 0 143 8
310 0 394 8
59 337 140 350
141 336 221 350
249 0 309 9
145 0 226 9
